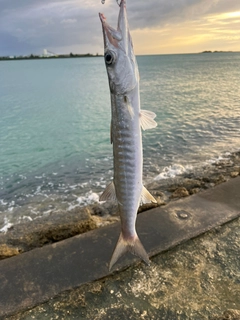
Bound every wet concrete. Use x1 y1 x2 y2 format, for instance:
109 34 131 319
1 177 240 319
4 217 240 320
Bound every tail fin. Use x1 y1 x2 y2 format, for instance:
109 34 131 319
109 232 150 270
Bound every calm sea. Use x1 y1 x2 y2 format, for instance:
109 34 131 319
0 53 240 229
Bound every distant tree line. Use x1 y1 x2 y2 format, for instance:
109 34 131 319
0 53 102 61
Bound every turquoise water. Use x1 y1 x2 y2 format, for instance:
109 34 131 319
0 53 240 228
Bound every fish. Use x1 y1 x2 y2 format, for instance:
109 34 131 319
99 0 157 270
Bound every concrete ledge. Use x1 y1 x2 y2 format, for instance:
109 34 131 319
0 177 240 318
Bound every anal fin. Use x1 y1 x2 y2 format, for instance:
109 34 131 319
99 181 116 202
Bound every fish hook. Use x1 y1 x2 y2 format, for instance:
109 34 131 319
101 0 121 5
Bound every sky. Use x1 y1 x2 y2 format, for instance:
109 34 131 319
0 0 240 56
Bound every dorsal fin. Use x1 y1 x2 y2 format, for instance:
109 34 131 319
140 186 157 205
140 110 157 130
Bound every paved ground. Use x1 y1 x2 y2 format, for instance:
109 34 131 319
1 177 240 320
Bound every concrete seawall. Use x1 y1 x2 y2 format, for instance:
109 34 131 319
1 177 240 319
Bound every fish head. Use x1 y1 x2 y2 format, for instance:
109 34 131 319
99 0 138 95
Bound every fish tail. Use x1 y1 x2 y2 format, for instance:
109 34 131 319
109 232 150 270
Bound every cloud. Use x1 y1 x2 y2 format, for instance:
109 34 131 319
0 0 104 55
132 9 240 54
126 0 240 29
0 0 239 55
61 18 77 24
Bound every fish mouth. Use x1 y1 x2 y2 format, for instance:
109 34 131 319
99 12 106 24
99 0 130 50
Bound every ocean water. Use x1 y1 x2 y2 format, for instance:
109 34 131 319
0 53 240 230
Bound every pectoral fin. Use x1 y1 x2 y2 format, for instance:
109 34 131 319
140 186 157 205
140 110 157 130
99 182 116 202
124 95 134 119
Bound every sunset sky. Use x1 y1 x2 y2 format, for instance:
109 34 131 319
0 0 240 56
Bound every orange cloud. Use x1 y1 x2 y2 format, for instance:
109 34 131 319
132 10 240 54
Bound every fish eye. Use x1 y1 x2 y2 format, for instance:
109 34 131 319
104 51 116 65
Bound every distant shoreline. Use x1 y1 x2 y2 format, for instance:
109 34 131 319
200 50 234 53
0 53 103 61
1 51 239 61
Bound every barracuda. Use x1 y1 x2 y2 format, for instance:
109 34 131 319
99 0 157 270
